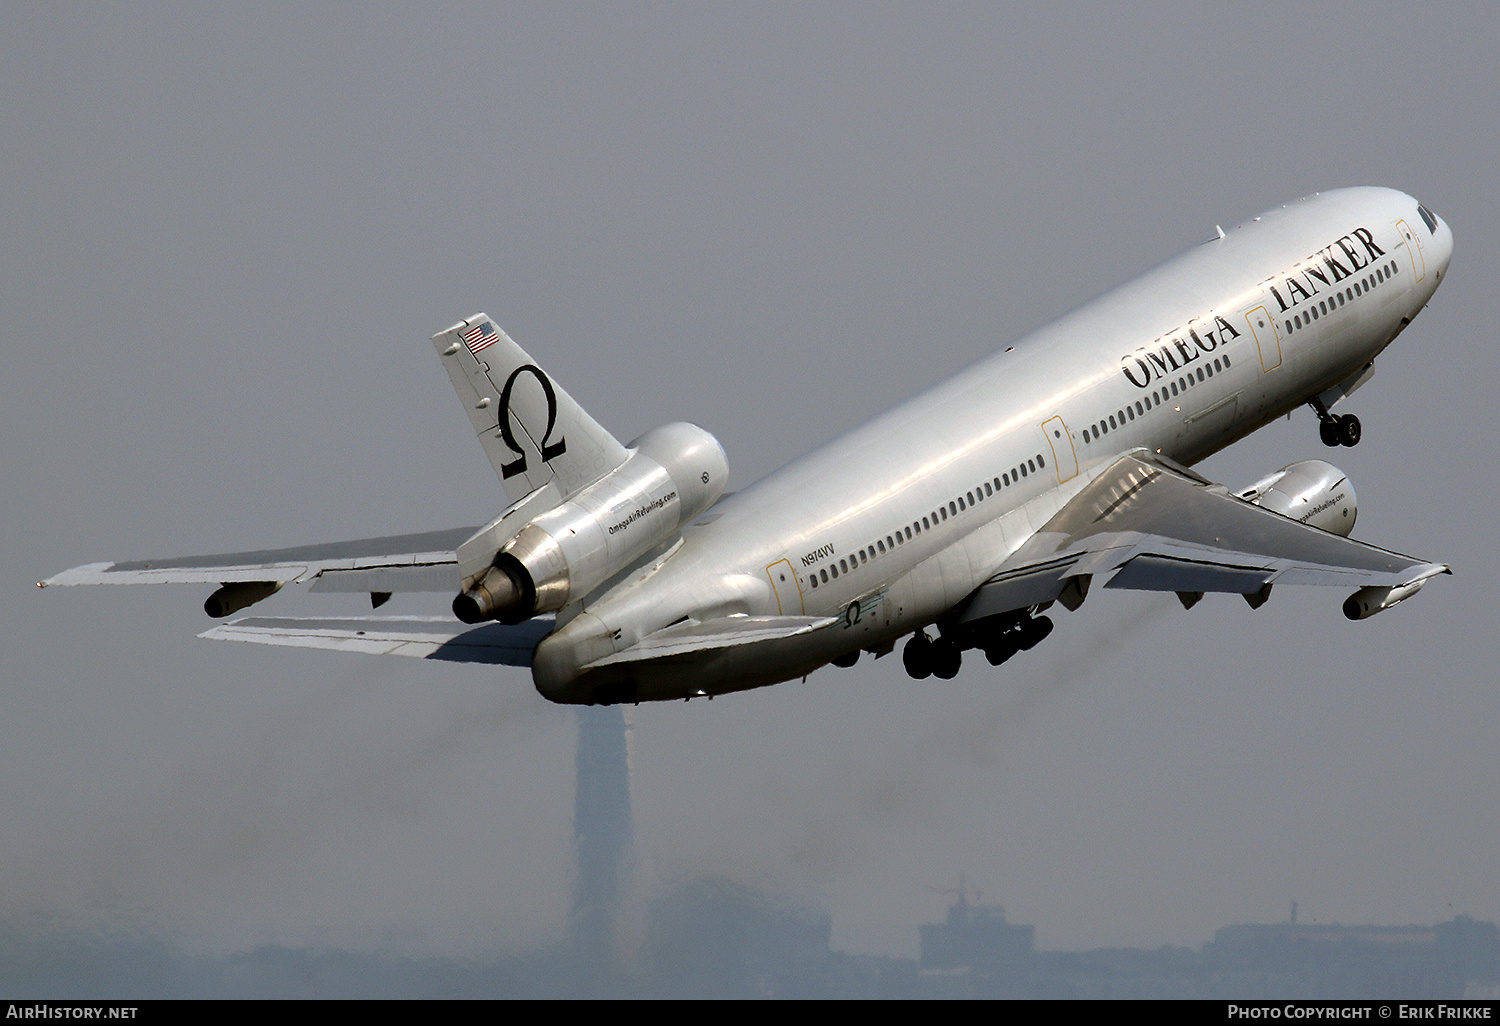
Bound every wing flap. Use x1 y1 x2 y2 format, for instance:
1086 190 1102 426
200 615 553 666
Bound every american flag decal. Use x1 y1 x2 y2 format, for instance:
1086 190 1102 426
460 322 501 354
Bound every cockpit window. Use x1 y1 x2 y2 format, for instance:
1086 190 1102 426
1417 204 1439 235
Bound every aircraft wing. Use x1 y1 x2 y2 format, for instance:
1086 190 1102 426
961 452 1449 622
200 615 553 666
39 527 476 594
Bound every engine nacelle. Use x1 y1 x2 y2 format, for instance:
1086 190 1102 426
1237 460 1357 536
1344 580 1428 620
453 422 727 624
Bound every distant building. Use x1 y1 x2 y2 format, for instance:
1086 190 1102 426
1204 914 1499 999
917 884 1036 998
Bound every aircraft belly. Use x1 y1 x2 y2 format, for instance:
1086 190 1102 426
556 626 840 704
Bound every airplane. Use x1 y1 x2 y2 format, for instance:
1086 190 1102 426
40 187 1454 705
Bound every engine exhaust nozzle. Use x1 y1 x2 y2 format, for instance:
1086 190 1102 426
453 562 526 624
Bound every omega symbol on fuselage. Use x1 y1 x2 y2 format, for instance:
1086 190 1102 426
497 364 568 479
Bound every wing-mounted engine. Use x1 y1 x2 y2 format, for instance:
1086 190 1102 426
1236 460 1357 536
454 422 728 624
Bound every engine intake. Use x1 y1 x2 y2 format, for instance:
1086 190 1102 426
1238 460 1357 536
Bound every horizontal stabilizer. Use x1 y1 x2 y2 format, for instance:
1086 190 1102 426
200 615 554 666
41 527 474 590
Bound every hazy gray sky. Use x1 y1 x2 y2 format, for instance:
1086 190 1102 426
5 4 1497 961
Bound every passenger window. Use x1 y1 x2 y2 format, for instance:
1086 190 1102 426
940 507 948 521
992 478 1001 491
984 482 993 496
1037 454 1045 468
859 550 867 564
1020 463 1028 477
921 517 929 530
1109 415 1117 429
948 501 956 516
1196 367 1205 382
1205 363 1213 377
820 568 828 583
1135 401 1143 416
809 575 817 588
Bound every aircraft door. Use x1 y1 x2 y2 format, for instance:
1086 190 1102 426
766 559 804 615
1041 416 1078 483
1395 219 1426 283
1245 306 1282 372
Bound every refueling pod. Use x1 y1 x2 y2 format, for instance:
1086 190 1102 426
454 421 727 624
1237 460 1357 536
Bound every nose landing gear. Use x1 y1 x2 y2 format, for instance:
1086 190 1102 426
1310 397 1361 447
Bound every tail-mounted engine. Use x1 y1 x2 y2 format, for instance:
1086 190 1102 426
454 422 727 624
1237 460 1357 536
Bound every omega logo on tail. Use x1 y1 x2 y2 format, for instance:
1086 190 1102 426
497 364 568 479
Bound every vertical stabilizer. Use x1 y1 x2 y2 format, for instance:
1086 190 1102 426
432 315 630 502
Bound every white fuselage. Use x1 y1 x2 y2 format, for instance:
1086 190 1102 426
533 187 1453 703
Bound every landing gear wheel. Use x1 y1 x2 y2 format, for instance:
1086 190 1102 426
931 640 962 680
903 634 933 680
1017 615 1054 651
984 641 1017 666
1320 419 1341 447
1337 413 1361 447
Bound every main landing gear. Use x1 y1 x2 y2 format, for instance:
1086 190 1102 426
1310 397 1361 448
902 613 1054 680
